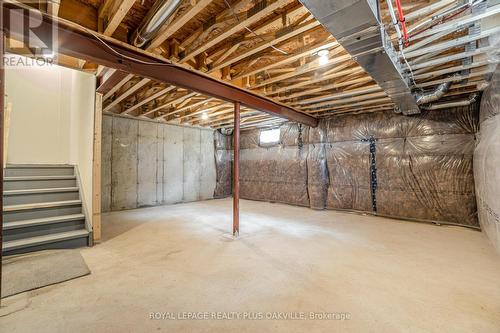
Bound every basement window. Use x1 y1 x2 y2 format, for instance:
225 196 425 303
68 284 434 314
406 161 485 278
259 128 281 146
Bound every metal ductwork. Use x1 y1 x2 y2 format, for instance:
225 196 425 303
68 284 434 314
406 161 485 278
414 81 452 105
299 0 421 115
130 0 182 48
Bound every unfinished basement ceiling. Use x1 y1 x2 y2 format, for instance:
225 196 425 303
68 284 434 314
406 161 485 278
40 0 500 129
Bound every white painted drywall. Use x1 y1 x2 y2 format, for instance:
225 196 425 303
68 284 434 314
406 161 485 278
69 70 96 224
5 58 73 163
5 55 95 224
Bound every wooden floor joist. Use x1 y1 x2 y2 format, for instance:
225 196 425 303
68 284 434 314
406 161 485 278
11 0 495 129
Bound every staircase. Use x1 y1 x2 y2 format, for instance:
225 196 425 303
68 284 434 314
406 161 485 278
2 164 91 256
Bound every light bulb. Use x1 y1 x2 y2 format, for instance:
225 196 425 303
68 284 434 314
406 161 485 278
317 49 329 57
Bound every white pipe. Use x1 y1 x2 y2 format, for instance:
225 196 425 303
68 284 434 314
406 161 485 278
386 0 403 48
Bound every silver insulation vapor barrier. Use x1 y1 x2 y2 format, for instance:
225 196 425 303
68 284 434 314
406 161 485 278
474 65 500 253
225 105 480 227
130 0 182 47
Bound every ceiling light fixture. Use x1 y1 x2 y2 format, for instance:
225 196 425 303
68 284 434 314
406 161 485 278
201 113 209 120
317 49 329 57
317 49 329 65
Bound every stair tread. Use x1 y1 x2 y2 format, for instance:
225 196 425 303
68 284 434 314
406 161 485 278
4 200 82 212
4 214 85 230
4 187 79 195
2 229 89 250
6 164 74 168
4 175 76 181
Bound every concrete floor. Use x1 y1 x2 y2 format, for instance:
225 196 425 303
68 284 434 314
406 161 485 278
1 198 500 332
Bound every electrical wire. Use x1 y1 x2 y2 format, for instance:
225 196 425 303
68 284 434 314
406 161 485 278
85 28 174 66
401 49 417 87
222 0 288 56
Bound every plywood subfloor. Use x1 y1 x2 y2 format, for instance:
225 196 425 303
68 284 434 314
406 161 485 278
1 199 500 332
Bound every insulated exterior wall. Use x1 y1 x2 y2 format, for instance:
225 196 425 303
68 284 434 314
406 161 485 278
101 115 217 212
214 131 232 198
239 124 309 206
236 106 479 227
474 67 500 252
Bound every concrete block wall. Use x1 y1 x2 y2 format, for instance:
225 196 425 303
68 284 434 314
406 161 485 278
101 115 217 212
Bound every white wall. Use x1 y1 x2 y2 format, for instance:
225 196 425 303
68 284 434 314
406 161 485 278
5 55 95 224
69 70 96 223
5 59 73 163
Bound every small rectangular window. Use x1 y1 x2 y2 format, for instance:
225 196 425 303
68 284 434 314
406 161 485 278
259 128 280 146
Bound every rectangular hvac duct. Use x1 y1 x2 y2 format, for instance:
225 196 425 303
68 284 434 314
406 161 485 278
300 0 420 114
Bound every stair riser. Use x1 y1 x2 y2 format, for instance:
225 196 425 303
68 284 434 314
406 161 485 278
4 179 77 190
5 167 74 177
4 219 86 241
3 236 89 256
4 191 80 205
4 205 82 222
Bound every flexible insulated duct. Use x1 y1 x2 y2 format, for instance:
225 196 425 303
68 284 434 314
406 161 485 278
421 93 479 110
130 0 182 48
414 81 452 105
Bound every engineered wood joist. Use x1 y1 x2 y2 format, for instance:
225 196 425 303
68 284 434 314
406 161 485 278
30 0 498 128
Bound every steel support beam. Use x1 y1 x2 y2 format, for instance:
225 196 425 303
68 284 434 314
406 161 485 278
233 102 240 236
2 2 317 127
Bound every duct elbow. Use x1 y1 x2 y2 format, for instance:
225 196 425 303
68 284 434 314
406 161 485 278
130 32 149 48
414 81 452 105
420 93 480 110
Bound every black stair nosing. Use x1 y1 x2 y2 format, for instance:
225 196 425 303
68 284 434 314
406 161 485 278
2 229 89 251
3 200 83 212
4 175 76 181
3 187 80 196
3 214 86 230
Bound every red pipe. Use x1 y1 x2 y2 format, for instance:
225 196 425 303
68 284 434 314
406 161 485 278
395 0 409 47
